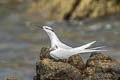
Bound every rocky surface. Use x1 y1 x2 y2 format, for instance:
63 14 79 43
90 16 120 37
34 47 120 80
34 59 82 80
84 52 120 80
34 47 84 80
28 0 120 20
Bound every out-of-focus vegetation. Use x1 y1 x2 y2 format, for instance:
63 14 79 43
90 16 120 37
0 0 120 20
0 0 28 11
5 77 17 80
28 0 120 20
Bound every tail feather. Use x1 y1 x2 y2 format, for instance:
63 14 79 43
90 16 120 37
79 49 107 53
71 41 107 55
90 46 107 50
71 49 106 55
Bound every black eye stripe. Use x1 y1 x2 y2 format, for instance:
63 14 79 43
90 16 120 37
46 28 53 31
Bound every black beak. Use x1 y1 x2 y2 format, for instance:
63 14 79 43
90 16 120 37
37 26 43 29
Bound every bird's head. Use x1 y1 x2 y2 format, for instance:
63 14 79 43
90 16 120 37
38 26 54 32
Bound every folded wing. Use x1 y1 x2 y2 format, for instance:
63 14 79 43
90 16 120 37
73 41 96 51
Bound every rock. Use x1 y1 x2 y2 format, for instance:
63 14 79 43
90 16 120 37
34 59 82 80
34 48 120 80
64 54 85 73
39 47 50 60
28 0 120 20
34 47 84 80
84 52 120 80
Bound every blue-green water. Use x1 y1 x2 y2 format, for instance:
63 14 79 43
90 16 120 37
0 8 120 80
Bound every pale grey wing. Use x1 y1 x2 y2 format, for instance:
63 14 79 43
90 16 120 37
73 41 96 51
50 49 73 60
50 41 72 51
58 42 72 49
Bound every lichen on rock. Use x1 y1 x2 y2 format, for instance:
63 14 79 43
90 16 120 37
34 59 82 80
84 52 120 80
34 47 84 80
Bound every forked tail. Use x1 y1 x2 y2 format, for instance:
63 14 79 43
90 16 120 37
71 45 107 55
78 49 106 53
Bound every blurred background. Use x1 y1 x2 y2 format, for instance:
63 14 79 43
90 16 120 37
0 0 120 80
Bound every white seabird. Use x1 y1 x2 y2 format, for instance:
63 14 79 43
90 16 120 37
39 26 106 60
